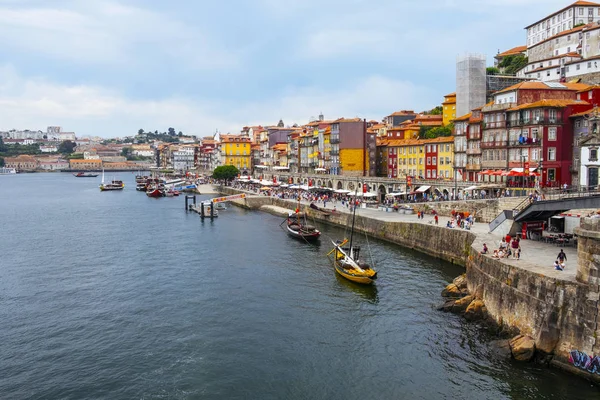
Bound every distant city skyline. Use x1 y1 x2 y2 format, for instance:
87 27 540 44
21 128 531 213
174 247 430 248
0 0 571 137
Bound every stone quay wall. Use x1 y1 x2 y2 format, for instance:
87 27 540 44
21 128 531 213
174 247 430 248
219 187 600 382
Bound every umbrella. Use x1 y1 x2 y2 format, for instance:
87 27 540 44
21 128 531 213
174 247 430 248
260 186 271 191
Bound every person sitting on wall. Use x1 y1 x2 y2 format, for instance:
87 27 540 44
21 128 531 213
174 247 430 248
480 243 488 254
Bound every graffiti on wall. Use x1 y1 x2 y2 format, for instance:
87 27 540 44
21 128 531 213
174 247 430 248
569 350 600 374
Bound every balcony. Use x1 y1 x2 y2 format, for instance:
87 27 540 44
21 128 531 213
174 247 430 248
508 139 542 147
466 148 482 155
483 121 506 129
465 164 481 170
482 102 516 112
330 150 339 155
506 118 561 127
481 141 506 148
330 137 340 144
467 133 481 140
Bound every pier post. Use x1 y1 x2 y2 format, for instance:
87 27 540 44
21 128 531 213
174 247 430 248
185 195 196 211
200 202 205 219
210 201 214 219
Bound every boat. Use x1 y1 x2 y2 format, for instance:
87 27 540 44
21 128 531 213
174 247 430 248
73 172 99 178
310 202 332 215
327 191 377 285
284 211 321 241
99 169 124 191
214 202 227 210
0 167 17 175
146 185 165 197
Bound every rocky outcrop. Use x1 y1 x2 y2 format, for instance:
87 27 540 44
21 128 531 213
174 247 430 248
509 335 536 361
464 299 487 321
450 295 473 314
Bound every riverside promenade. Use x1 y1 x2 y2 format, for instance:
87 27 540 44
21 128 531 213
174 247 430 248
307 199 579 282
225 186 581 283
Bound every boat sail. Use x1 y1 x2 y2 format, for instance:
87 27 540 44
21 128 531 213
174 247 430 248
99 168 124 191
327 184 377 284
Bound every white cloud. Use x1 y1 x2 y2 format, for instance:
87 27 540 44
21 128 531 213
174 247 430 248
0 65 436 137
0 0 237 69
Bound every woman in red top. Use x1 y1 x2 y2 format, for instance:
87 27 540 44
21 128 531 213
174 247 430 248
511 237 520 259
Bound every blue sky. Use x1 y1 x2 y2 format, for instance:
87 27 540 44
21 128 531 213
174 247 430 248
0 0 571 137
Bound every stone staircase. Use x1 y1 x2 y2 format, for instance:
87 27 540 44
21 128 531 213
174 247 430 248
477 197 527 223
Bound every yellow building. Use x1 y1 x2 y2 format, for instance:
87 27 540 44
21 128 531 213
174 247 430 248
340 148 369 174
69 158 103 170
442 93 456 126
220 134 251 172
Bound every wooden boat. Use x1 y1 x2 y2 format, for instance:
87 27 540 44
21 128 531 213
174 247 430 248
310 202 332 215
100 180 124 191
285 212 321 241
74 172 99 177
146 186 165 197
328 239 377 284
327 188 377 285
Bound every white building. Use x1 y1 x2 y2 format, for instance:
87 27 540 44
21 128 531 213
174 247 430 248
526 2 600 48
40 145 58 153
0 130 45 140
172 147 196 171
579 133 600 188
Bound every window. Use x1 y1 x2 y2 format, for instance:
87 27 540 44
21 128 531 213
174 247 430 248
433 157 437 165
589 62 593 68
427 157 431 165
567 35 571 40
590 148 598 161
548 127 557 140
580 7 584 15
548 147 556 161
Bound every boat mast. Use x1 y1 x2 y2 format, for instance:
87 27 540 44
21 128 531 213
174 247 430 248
348 180 359 257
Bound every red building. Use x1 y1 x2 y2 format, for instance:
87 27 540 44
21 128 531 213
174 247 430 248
506 99 591 187
425 142 437 179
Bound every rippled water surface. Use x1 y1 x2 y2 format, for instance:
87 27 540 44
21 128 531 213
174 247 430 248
1 173 598 399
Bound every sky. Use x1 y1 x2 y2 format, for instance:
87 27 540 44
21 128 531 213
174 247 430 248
0 0 573 137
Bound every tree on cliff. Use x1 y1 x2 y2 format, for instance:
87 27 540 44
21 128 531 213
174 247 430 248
138 129 145 135
212 165 240 181
58 140 76 154
499 54 528 75
0 136 6 152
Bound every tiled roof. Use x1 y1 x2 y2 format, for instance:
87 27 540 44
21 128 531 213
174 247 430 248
444 92 456 98
387 110 416 117
334 117 363 123
577 85 600 93
495 81 589 94
453 112 472 122
507 99 589 111
496 45 527 58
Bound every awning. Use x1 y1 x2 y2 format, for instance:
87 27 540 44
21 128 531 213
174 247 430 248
254 165 268 169
464 185 478 191
314 168 326 171
334 189 352 194
272 166 289 170
386 192 406 197
354 192 377 197
415 185 431 193
551 215 565 219
279 184 289 188
259 180 273 186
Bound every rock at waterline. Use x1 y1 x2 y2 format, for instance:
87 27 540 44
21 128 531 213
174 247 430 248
464 299 487 321
450 295 474 314
509 335 536 361
441 283 461 297
453 274 468 290
437 299 456 312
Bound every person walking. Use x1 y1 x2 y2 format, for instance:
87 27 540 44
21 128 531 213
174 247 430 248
557 249 567 264
434 214 439 225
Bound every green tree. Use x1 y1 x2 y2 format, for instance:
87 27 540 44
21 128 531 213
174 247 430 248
427 106 443 115
178 131 183 137
121 147 132 158
0 136 5 152
499 54 528 75
0 156 4 167
212 165 240 181
58 140 76 154
486 66 500 75
168 127 176 136
138 129 145 135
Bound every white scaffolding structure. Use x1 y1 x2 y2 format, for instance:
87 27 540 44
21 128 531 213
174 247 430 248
456 54 486 117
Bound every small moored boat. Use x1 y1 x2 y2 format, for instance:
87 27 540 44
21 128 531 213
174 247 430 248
285 212 321 241
74 172 99 177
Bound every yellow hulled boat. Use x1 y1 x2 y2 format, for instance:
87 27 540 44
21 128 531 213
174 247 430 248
328 239 377 285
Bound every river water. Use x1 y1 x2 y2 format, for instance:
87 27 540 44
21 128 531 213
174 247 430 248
0 172 598 399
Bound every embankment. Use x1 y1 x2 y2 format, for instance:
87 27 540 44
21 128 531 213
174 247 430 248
218 187 600 382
